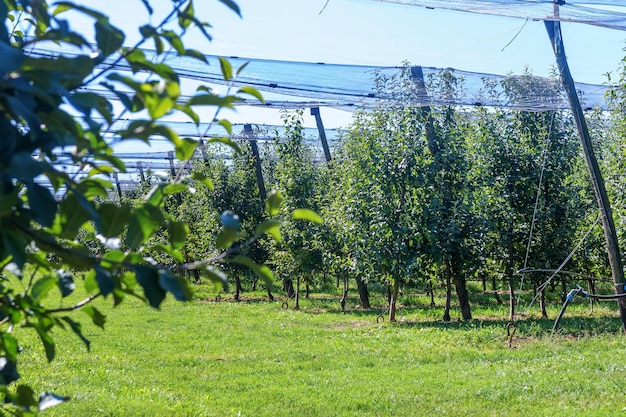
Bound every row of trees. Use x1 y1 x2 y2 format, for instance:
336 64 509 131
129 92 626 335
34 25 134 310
2 1 625 412
150 65 626 324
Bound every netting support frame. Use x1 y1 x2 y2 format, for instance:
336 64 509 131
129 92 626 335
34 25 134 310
310 107 332 162
545 17 626 331
244 124 268 205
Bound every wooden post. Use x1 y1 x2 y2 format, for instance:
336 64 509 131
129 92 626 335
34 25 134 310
310 107 332 162
244 124 267 203
199 138 209 163
137 161 146 183
167 151 176 178
113 172 123 201
545 19 626 331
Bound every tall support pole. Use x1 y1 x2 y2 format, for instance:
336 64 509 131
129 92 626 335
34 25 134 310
310 107 332 162
244 124 267 204
167 150 176 178
113 172 123 201
545 20 626 331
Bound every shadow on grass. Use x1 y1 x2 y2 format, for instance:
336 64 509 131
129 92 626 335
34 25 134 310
197 290 624 337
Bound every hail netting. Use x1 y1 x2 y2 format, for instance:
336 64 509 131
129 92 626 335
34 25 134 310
28 45 610 111
363 0 626 32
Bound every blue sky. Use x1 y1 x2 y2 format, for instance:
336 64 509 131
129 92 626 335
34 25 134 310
78 0 626 129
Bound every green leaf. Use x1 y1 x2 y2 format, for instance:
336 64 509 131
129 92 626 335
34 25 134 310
231 255 274 290
31 276 57 302
97 203 131 238
77 178 112 199
134 266 165 309
81 305 106 329
204 266 228 292
0 41 24 73
95 18 124 56
237 86 265 103
0 188 19 218
175 137 198 160
217 118 233 134
69 92 113 122
0 334 18 363
207 136 241 153
188 94 239 108
168 220 188 250
215 227 239 249
94 265 114 297
140 25 162 53
255 220 283 242
266 190 283 216
292 209 323 224
182 48 207 63
163 183 187 195
54 194 91 239
145 184 165 207
219 57 233 81
83 269 99 294
126 205 164 249
175 103 200 125
218 0 241 16
1 228 27 268
191 172 214 190
158 270 192 301
178 0 195 29
148 244 184 263
26 181 57 228
139 0 153 15
53 2 106 19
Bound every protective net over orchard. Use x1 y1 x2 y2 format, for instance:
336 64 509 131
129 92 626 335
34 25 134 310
365 0 626 32
31 45 610 112
28 0 626 189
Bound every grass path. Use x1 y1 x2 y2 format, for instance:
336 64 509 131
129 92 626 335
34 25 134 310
15 292 626 416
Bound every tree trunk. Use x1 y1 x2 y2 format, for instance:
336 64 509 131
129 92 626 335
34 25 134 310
388 279 400 322
234 275 242 301
508 279 515 321
355 275 370 309
428 281 435 307
251 276 257 291
491 276 502 305
443 260 452 322
340 273 348 311
539 286 548 318
267 287 274 301
452 269 472 320
192 269 201 284
284 278 295 299
294 276 300 310
305 281 310 299
587 278 595 314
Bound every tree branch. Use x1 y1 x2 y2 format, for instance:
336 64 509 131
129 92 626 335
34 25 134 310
46 293 102 314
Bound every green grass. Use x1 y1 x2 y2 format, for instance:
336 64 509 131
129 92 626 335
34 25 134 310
13 284 626 416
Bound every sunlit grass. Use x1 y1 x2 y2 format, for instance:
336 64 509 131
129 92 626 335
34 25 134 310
12 280 626 416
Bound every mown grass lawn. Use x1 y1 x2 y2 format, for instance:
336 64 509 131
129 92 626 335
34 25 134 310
14 285 626 416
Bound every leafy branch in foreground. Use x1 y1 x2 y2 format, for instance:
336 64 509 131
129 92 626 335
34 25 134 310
0 0 274 414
